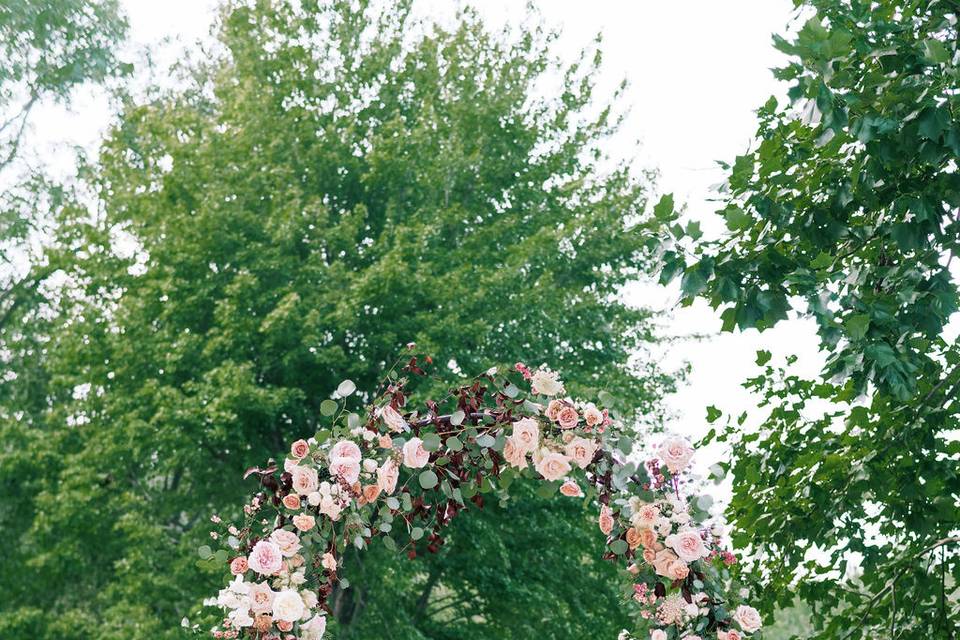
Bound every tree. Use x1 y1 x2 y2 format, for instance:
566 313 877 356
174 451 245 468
0 1 675 638
659 0 960 637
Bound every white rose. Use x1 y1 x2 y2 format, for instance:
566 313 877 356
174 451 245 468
732 604 763 633
301 614 328 640
402 437 430 468
379 404 409 433
272 589 305 622
530 368 564 396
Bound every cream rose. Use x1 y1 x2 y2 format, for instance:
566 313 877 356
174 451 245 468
732 605 762 633
653 548 679 577
247 540 283 575
564 436 598 469
530 368 564 396
511 417 540 453
402 437 430 468
292 514 315 532
665 529 708 562
301 614 328 640
535 450 571 481
658 436 694 474
583 402 604 427
271 589 305 622
377 458 399 494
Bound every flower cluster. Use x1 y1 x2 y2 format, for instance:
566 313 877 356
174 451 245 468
201 358 760 639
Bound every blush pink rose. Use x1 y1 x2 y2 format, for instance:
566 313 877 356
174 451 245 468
559 479 582 497
598 505 615 535
564 436 598 469
633 503 660 527
652 548 679 577
330 440 362 462
668 558 690 581
556 404 579 429
292 514 315 532
658 436 694 474
402 437 430 468
378 434 393 449
270 529 302 558
545 399 564 421
732 605 762 633
651 631 667 640
377 458 399 494
582 402 604 427
718 630 742 640
379 405 408 433
511 418 540 453
276 620 293 632
321 552 337 572
665 529 708 562
534 450 571 481
503 436 528 469
330 458 361 484
248 540 283 575
282 494 301 510
290 465 319 496
642 548 657 564
230 556 248 575
290 439 310 459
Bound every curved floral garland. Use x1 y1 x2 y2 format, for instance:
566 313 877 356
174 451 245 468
201 357 763 640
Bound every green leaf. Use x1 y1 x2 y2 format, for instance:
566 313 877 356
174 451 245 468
450 410 465 426
844 313 871 340
320 399 338 416
447 436 463 451
755 350 772 366
609 540 628 555
722 205 752 231
418 470 439 490
422 433 442 451
197 545 212 559
410 527 424 541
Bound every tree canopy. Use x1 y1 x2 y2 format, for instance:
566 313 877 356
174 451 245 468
659 0 960 636
0 1 674 638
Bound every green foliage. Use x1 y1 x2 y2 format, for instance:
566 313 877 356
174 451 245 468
661 0 960 636
0 1 674 638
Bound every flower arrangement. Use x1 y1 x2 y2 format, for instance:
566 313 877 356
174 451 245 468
201 355 762 639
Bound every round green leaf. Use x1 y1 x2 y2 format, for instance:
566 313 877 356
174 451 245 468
418 470 439 489
609 540 628 555
410 527 425 541
320 399 338 416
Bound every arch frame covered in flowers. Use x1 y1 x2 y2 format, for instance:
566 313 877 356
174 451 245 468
203 355 763 640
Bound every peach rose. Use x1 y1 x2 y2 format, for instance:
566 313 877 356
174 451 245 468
535 450 571 481
652 548 679 577
290 465 319 496
668 558 690 581
598 505 615 535
282 494 301 510
253 614 273 633
633 503 660 527
292 514 315 532
658 436 694 474
665 529 708 562
379 404 408 433
556 404 579 429
511 418 540 453
270 529 302 558
362 483 381 504
377 458 399 494
321 552 337 572
276 619 293 632
559 479 582 497
378 434 393 449
230 556 248 575
545 399 564 421
582 402 603 427
732 605 762 633
625 527 644 549
503 436 528 469
638 527 659 550
564 436 598 469
402 437 430 468
642 548 657 564
248 540 283 575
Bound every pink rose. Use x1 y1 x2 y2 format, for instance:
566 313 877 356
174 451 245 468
718 630 742 640
564 436 598 469
559 480 582 497
535 450 571 481
290 439 310 459
503 436 528 469
377 458 399 494
270 529 302 558
230 556 248 575
330 458 361 484
292 514 315 532
379 405 408 433
651 630 667 640
642 548 657 564
290 465 319 495
658 436 694 474
633 503 659 527
732 605 762 633
330 439 362 462
556 404 579 429
282 494 301 510
249 581 275 614
402 437 430 468
276 620 293 632
665 529 708 562
511 418 540 453
583 402 603 427
248 540 283 575
598 505 615 535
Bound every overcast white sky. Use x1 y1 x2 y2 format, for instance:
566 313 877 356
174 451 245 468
24 0 827 468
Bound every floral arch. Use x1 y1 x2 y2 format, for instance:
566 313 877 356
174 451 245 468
203 356 763 640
